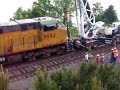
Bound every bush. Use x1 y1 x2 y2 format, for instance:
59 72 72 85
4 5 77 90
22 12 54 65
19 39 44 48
33 67 60 90
33 62 120 90
51 67 77 90
0 64 9 90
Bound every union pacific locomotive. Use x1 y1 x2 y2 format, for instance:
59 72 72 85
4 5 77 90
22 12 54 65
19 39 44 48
0 17 68 64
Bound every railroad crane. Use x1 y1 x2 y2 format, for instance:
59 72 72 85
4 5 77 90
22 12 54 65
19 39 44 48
73 0 118 50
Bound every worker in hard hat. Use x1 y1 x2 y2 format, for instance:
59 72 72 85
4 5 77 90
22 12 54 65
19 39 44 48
113 47 118 64
110 48 114 63
84 52 89 62
96 54 101 63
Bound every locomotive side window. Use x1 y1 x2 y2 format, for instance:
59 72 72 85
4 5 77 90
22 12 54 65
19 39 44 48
0 28 3 34
13 25 21 32
7 26 14 32
27 23 40 29
4 26 14 32
2 25 20 33
37 22 42 29
28 23 33 29
21 24 27 31
33 23 37 29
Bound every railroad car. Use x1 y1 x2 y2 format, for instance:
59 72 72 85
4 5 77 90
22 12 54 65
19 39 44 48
0 17 67 64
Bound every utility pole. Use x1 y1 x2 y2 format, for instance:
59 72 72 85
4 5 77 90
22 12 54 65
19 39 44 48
63 5 71 39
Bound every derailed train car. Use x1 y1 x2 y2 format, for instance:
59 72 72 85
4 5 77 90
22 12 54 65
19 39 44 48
0 17 67 64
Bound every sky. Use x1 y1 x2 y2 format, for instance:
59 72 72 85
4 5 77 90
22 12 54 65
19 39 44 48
0 0 120 23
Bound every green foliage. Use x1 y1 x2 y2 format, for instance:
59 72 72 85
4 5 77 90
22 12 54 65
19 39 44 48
10 0 78 37
33 62 120 90
92 2 104 22
0 64 9 90
93 2 103 16
54 0 75 20
103 5 118 24
10 0 75 21
10 7 32 20
96 64 117 90
31 0 56 18
51 67 77 90
77 62 97 90
70 26 78 37
95 15 104 22
33 67 60 90
68 20 78 37
93 3 118 25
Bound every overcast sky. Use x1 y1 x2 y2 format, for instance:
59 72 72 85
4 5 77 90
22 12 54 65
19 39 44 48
0 0 120 23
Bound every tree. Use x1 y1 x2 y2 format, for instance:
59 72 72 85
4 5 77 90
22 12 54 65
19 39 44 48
33 61 120 90
51 67 77 90
93 2 103 16
92 2 104 22
10 0 56 20
31 0 56 18
53 0 77 37
10 7 32 20
33 67 59 90
54 0 75 20
10 0 77 37
103 5 118 24
77 62 97 90
10 0 75 20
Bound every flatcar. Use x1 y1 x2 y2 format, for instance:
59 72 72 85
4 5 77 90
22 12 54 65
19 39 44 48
0 17 67 64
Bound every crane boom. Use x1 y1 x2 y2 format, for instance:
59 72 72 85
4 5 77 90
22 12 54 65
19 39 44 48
76 0 104 39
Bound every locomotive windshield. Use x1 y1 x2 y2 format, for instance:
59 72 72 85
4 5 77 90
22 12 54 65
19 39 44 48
43 25 55 31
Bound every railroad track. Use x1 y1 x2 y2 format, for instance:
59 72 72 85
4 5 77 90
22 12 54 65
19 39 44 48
4 44 120 83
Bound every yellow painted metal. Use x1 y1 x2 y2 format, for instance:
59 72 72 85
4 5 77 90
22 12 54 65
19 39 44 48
0 27 67 56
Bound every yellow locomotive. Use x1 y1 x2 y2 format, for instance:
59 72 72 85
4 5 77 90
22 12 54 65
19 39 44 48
0 17 67 63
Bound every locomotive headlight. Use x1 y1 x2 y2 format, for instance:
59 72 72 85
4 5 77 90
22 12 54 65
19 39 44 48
0 57 5 62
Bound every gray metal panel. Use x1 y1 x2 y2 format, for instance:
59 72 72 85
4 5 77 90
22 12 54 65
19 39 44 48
33 17 57 26
0 21 18 27
3 25 21 32
0 21 21 32
33 17 55 21
40 20 57 26
15 19 36 24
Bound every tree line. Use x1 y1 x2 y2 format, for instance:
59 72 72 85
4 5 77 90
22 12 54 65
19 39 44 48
93 2 118 25
1 61 120 90
10 0 118 36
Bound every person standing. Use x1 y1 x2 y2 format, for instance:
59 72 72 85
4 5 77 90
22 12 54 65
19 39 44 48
114 47 118 64
110 48 114 63
96 54 101 63
84 52 89 62
101 53 105 64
